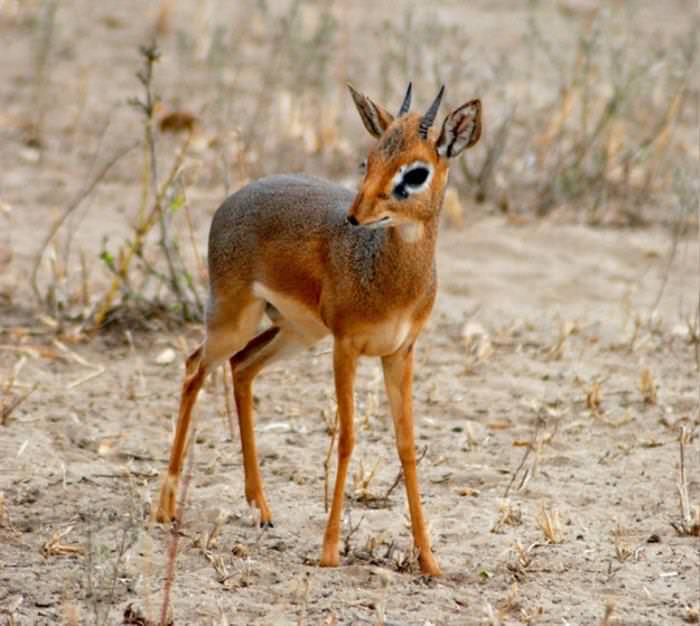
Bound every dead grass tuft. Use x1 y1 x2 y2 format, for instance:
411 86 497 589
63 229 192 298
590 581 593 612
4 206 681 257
351 458 381 503
672 426 700 537
535 504 564 544
639 367 658 405
505 541 540 581
1 355 37 426
610 520 633 562
586 380 604 416
546 319 578 360
491 499 523 534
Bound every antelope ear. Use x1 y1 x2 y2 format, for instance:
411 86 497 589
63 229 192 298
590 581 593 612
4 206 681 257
347 83 394 138
436 99 482 158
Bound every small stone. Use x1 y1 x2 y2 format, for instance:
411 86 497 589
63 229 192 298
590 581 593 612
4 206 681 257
155 348 176 365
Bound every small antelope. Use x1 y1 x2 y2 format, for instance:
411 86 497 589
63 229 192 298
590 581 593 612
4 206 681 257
157 83 482 576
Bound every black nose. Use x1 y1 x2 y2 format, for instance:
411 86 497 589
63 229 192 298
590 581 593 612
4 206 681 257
346 215 359 226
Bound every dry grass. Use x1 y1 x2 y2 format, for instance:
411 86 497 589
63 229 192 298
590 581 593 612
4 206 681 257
41 526 84 557
639 367 657 405
535 504 564 544
491 499 523 534
672 426 700 537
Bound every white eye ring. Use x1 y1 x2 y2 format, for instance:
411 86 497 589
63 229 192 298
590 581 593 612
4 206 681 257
391 161 433 199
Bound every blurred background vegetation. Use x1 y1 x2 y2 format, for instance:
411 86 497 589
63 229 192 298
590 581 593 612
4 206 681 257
1 0 697 325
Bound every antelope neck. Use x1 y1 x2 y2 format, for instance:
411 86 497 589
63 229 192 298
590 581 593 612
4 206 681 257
369 218 438 296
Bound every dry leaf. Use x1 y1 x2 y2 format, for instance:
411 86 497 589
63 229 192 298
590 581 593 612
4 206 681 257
487 418 513 431
231 543 250 558
97 434 124 457
456 486 480 497
42 526 84 557
159 110 198 134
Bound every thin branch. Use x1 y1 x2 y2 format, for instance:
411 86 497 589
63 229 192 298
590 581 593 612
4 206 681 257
31 142 138 303
160 425 197 626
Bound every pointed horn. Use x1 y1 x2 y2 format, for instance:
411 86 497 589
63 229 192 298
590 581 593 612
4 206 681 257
419 85 445 139
397 82 413 116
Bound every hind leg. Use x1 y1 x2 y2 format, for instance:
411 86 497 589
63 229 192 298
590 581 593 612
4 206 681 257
157 345 207 522
230 324 318 527
157 297 264 523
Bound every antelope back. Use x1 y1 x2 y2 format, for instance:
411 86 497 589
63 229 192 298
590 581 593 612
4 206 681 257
347 84 482 228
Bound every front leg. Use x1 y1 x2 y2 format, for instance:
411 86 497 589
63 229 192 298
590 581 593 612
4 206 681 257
320 339 358 567
382 344 442 576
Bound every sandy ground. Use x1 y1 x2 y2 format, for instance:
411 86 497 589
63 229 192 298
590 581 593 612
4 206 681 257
1 220 698 625
1 1 698 625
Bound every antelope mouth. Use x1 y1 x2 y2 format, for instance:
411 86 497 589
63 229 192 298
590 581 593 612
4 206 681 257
365 216 393 229
346 214 394 229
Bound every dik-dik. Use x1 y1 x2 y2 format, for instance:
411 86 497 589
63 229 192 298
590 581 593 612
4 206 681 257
157 83 482 576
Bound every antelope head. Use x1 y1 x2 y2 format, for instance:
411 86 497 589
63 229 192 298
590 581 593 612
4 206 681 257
346 83 482 233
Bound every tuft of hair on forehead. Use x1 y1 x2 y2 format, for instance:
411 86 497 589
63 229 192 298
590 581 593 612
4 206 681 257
377 126 406 158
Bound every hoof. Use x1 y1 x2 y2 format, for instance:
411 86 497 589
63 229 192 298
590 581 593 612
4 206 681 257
419 555 443 577
319 550 340 568
260 520 274 529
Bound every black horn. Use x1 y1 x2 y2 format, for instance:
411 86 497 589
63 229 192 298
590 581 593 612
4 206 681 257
397 82 412 116
418 85 445 139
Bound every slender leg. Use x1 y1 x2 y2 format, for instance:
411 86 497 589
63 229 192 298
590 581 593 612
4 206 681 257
230 327 280 527
382 345 442 576
157 346 207 522
320 339 358 567
230 324 315 527
156 296 265 523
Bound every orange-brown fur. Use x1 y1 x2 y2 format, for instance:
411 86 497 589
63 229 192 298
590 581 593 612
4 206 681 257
157 85 482 577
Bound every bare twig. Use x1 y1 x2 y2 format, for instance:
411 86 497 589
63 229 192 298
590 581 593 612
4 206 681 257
28 0 59 148
1 383 38 426
30 141 138 303
384 445 428 499
131 44 190 318
160 425 198 626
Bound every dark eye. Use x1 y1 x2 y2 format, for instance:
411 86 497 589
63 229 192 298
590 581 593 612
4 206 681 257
403 167 429 187
358 159 367 172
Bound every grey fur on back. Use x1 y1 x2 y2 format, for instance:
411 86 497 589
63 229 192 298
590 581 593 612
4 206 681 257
207 174 386 291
